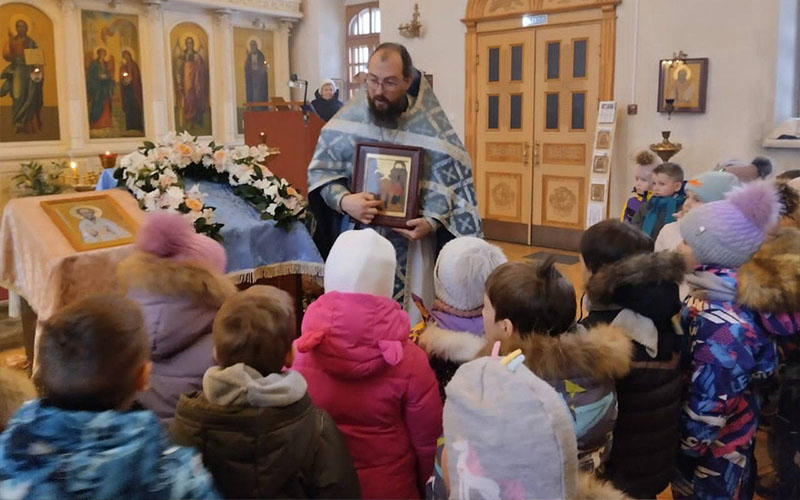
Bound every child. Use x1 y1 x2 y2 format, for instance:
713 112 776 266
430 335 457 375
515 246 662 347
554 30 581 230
117 212 236 423
621 150 660 223
171 286 360 499
0 295 218 499
415 237 507 401
580 220 685 499
293 229 443 499
674 181 794 500
631 162 685 239
0 366 36 432
429 354 628 500
738 228 800 500
716 156 774 183
655 171 740 251
479 259 633 473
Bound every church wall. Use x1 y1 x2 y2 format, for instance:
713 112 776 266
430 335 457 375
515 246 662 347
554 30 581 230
376 0 797 219
289 0 346 102
0 0 299 210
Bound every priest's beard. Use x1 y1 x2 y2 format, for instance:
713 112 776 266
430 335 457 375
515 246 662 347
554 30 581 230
368 93 408 128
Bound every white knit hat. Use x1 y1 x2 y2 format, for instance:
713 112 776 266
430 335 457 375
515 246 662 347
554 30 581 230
324 229 396 298
434 237 507 311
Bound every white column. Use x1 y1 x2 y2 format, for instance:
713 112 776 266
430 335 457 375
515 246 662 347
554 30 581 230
274 19 295 101
144 1 168 139
59 0 85 151
213 10 235 144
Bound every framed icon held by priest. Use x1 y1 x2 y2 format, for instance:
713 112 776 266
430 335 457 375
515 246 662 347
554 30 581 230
353 142 423 228
41 193 138 252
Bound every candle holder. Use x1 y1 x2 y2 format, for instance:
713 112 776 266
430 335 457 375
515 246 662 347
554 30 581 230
650 131 682 162
99 152 118 169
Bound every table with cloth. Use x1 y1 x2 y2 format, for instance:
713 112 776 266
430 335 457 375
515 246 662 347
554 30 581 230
0 171 323 368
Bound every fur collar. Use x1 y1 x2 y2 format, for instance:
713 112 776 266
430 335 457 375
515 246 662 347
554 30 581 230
586 251 687 305
480 324 632 381
116 252 237 308
737 228 800 312
417 324 485 363
577 473 632 500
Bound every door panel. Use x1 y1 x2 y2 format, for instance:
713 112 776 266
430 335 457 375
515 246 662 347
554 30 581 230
476 31 535 242
532 24 601 231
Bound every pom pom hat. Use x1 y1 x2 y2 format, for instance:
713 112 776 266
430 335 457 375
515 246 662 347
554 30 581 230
136 212 227 273
680 181 780 269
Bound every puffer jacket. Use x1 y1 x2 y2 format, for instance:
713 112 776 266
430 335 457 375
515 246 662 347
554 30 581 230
481 324 633 472
0 400 218 499
293 291 443 499
171 366 360 499
582 251 685 498
117 252 237 424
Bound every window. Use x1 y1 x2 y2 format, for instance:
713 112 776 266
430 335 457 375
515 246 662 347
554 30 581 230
346 3 380 99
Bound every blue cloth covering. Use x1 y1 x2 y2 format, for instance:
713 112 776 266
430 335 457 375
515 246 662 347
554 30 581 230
96 169 323 276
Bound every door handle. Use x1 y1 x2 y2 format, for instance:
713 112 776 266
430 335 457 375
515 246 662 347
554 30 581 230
522 142 530 166
533 141 541 167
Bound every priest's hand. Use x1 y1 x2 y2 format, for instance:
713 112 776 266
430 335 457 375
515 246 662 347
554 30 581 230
341 192 384 225
394 218 433 241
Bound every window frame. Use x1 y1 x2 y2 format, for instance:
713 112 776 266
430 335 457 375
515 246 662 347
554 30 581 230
345 2 380 99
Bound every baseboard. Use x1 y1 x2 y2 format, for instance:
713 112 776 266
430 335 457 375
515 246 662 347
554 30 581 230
483 219 528 244
530 225 583 252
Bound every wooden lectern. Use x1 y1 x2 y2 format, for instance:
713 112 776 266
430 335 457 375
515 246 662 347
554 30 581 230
243 100 325 195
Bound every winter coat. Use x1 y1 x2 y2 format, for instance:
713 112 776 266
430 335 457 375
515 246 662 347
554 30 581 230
0 399 218 499
293 291 443 499
675 266 798 500
621 190 649 223
171 366 361 499
309 89 343 122
631 192 685 239
416 309 485 403
737 228 800 500
480 324 633 472
117 252 237 424
582 251 686 498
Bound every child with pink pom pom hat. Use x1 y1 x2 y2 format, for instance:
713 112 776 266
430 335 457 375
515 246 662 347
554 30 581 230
116 212 236 424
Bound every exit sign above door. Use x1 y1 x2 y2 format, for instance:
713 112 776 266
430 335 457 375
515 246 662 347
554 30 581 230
522 14 548 27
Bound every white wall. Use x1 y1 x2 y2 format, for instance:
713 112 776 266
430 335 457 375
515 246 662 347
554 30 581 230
378 0 469 139
290 0 346 100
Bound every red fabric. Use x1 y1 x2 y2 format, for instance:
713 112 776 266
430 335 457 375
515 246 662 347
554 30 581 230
293 291 443 499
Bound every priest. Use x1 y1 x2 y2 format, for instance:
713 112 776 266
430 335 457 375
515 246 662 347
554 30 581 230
307 43 481 318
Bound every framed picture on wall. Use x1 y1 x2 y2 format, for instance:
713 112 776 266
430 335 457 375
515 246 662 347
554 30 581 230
658 57 709 113
592 154 609 174
352 142 423 228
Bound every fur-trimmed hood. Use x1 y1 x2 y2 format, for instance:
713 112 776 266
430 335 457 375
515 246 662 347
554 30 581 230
480 324 633 381
737 228 800 313
577 473 632 500
586 251 687 306
116 251 237 308
417 324 485 363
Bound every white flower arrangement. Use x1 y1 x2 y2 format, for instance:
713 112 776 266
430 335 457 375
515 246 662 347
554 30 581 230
115 131 305 240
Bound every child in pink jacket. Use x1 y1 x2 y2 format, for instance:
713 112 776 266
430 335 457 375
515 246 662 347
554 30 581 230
293 229 443 499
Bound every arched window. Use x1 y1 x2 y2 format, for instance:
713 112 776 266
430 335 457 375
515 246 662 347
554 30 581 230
346 3 380 98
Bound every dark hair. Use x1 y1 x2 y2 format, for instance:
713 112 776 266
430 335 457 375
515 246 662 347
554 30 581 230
35 295 148 411
652 162 684 182
777 181 800 217
777 169 800 181
370 42 414 79
751 156 774 179
580 220 654 273
485 258 575 338
213 286 296 376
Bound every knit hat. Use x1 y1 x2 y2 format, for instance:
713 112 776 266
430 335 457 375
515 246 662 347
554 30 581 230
434 237 507 311
324 229 396 298
685 171 741 203
444 355 578 500
137 212 227 273
318 78 337 92
680 181 780 268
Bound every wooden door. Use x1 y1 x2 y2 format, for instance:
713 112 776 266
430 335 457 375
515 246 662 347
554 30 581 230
476 30 535 244
531 24 601 239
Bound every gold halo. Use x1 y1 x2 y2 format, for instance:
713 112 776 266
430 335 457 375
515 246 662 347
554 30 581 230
9 13 34 37
93 45 109 57
179 33 201 50
246 36 261 50
69 205 103 219
120 46 135 58
672 63 692 81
